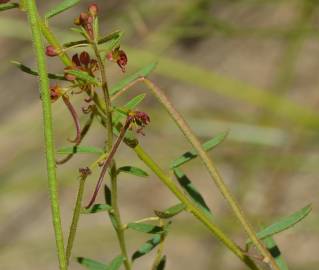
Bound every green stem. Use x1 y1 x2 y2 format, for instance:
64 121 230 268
66 176 86 265
143 79 279 270
151 219 166 270
92 42 113 151
65 153 108 264
92 40 131 270
133 145 260 270
110 167 132 270
25 1 67 269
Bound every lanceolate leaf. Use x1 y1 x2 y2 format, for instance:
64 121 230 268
173 168 213 219
110 62 157 96
77 255 124 270
132 234 162 261
264 237 288 270
107 255 124 270
12 61 66 80
65 69 100 85
112 94 146 125
45 0 80 20
154 203 186 219
81 203 112 214
0 2 19 11
98 31 122 45
99 31 123 54
63 31 122 49
170 131 228 169
77 257 107 270
57 146 104 155
127 223 164 234
117 166 148 177
247 204 312 244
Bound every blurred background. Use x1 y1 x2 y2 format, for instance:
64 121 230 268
0 0 319 269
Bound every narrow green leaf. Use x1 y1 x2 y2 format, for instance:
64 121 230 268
98 30 123 45
45 0 80 20
12 61 66 80
154 203 186 219
103 185 119 229
155 255 167 270
173 168 213 219
104 185 112 205
81 204 112 214
107 255 124 270
247 204 312 244
99 32 123 58
110 63 157 96
57 146 104 155
0 2 19 11
132 234 162 261
264 237 288 270
65 69 100 85
77 257 107 270
117 166 148 177
63 39 88 48
171 131 228 168
112 94 146 125
63 31 122 49
127 223 164 234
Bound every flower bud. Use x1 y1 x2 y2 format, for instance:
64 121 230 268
80 51 90 66
88 4 98 17
45 45 58 57
72 53 81 67
117 50 128 72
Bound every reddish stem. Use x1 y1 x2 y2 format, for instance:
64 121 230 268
56 112 94 165
85 118 131 208
62 95 81 144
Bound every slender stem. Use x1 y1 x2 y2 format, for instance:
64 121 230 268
92 42 113 150
133 144 260 270
92 40 131 270
25 1 67 269
151 219 166 270
110 168 132 270
143 79 279 270
38 19 73 67
66 175 86 265
65 153 107 264
56 111 95 165
85 119 131 208
62 96 81 144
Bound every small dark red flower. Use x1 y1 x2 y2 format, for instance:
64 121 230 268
107 47 128 73
45 45 59 57
64 51 98 81
50 85 63 102
127 111 150 135
79 51 91 66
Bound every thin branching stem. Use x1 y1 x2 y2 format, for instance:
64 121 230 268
56 112 95 165
65 153 107 265
132 144 260 270
142 78 279 270
85 119 131 208
92 39 131 270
